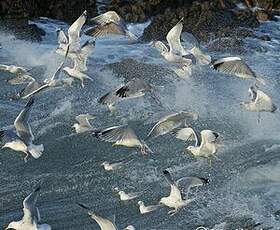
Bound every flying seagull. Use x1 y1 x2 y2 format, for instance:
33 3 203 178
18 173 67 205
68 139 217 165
63 58 94 88
241 85 277 122
211 57 265 84
56 10 87 52
101 160 127 171
92 125 153 155
137 201 160 214
151 18 198 68
146 111 198 140
78 203 117 230
72 114 95 133
0 64 34 85
4 187 51 230
78 203 135 230
114 187 142 201
159 170 208 215
98 78 160 112
0 98 44 162
85 11 137 40
177 127 220 161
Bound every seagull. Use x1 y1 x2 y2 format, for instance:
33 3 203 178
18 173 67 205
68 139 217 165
137 201 160 214
240 85 277 122
159 170 208 215
63 58 94 88
78 203 117 230
0 64 34 85
114 187 142 201
211 57 265 84
101 160 126 171
92 125 153 155
0 98 44 162
177 127 220 160
72 114 95 133
56 10 87 52
151 18 193 68
4 187 51 230
56 38 95 72
146 111 198 140
78 203 135 230
98 78 159 112
85 11 137 40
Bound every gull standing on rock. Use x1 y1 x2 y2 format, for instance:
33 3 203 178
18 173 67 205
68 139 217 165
241 85 277 122
177 127 220 161
211 57 265 84
98 78 160 112
92 125 153 155
4 187 51 230
0 98 44 162
137 201 160 214
85 11 137 40
159 170 208 216
146 111 198 140
0 64 34 85
72 114 95 133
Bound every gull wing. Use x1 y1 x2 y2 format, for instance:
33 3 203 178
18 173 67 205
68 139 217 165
21 84 49 99
163 170 182 200
85 22 126 38
255 89 277 112
176 176 208 196
22 187 41 224
166 18 187 56
78 203 117 230
151 41 168 53
93 125 139 144
115 78 150 98
19 81 42 98
75 114 95 127
175 127 197 141
0 64 9 71
14 98 34 144
57 28 68 45
201 130 219 145
212 57 256 79
249 85 258 102
68 10 87 50
147 111 197 140
90 11 123 26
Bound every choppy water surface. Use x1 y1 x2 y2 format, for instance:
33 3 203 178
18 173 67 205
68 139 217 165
1 17 280 229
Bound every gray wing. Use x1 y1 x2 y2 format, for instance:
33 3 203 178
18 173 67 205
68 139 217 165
51 61 65 81
76 114 95 127
22 187 41 223
21 84 49 99
166 18 187 56
19 81 42 98
0 128 18 143
176 176 208 196
68 10 87 50
85 22 126 38
212 57 256 78
57 28 68 45
147 111 198 139
93 124 139 143
14 98 34 144
90 11 123 26
7 74 35 85
115 78 151 98
151 41 168 53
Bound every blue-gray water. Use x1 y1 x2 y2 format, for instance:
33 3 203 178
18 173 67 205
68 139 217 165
1 17 280 229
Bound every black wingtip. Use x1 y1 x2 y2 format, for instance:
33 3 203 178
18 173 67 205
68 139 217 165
163 170 170 175
199 177 210 184
34 187 41 192
213 132 219 139
77 202 90 210
26 97 34 107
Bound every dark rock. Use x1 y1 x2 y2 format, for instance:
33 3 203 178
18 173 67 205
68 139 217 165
255 9 273 21
207 37 246 54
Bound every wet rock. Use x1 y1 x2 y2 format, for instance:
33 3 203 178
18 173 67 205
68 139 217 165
255 9 273 21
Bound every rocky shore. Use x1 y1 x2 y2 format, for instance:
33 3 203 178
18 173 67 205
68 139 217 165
0 0 279 47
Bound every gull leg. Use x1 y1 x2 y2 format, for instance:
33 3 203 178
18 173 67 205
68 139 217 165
24 152 29 163
81 79 85 88
168 209 178 216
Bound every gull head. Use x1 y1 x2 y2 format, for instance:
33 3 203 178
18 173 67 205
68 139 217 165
72 124 79 132
159 197 168 206
137 201 144 206
113 187 120 192
101 161 109 166
118 191 125 196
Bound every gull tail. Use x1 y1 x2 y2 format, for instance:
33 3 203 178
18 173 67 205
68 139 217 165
183 198 195 206
28 144 44 159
